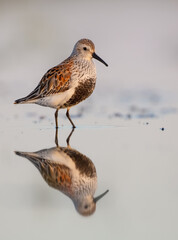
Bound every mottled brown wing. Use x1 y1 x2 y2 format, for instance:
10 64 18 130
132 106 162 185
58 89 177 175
41 161 72 194
22 58 73 101
15 150 73 195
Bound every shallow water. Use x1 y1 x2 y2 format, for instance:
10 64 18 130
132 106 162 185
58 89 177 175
0 95 178 239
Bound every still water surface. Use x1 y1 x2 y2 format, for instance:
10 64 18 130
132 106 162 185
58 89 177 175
0 100 178 239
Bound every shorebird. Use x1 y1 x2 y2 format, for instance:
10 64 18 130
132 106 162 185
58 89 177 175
15 131 109 216
14 39 108 128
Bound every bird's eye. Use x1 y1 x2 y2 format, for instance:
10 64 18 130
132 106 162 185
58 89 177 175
83 47 87 51
84 205 88 209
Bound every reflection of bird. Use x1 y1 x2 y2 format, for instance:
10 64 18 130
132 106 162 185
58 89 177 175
15 146 108 216
14 39 108 128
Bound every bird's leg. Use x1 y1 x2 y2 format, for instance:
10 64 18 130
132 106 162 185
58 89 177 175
55 109 59 128
66 128 75 147
66 108 76 128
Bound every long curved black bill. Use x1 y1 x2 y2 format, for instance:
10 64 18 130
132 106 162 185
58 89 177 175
92 52 108 67
94 189 109 203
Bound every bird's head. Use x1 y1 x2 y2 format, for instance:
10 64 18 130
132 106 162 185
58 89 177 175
72 38 108 66
74 190 109 216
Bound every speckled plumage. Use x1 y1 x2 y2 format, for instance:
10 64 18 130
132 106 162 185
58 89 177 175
14 38 108 128
15 146 105 216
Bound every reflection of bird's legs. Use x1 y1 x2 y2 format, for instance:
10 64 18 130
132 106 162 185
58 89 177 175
66 108 76 128
55 109 59 128
55 109 59 147
55 108 75 147
55 127 59 147
55 122 75 147
66 128 75 147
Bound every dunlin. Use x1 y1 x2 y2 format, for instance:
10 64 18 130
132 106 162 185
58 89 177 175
14 39 108 128
15 142 109 216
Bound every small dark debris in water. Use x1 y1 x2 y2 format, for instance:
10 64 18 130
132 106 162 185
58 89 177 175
114 112 123 118
126 113 132 119
39 115 46 120
141 122 149 125
161 127 165 131
130 105 147 114
112 112 132 119
113 111 156 120
137 113 156 118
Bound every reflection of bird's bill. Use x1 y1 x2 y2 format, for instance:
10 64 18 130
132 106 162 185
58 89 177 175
94 189 109 203
92 52 108 67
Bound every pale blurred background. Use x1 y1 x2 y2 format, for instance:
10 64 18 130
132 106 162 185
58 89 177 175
0 0 178 104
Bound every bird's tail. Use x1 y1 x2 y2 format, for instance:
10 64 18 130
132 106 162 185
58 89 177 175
15 151 29 157
14 84 40 104
15 151 42 170
14 97 29 104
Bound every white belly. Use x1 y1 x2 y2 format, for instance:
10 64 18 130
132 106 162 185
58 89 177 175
34 88 75 109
